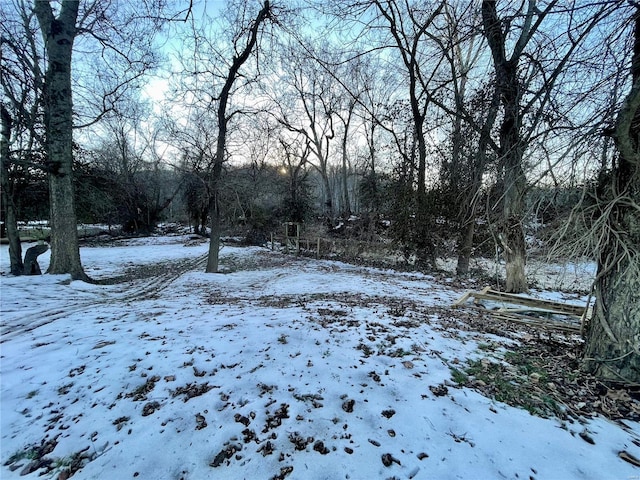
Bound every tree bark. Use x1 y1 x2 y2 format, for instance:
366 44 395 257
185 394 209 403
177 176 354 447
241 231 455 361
583 8 640 383
1 104 24 275
34 0 87 281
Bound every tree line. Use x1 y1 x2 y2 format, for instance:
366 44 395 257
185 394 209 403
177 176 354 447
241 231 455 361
1 0 638 382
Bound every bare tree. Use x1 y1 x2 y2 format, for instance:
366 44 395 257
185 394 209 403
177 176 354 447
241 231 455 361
1 2 46 274
370 0 448 264
32 0 88 279
2 0 179 280
206 1 272 272
278 134 312 223
269 41 338 224
481 0 615 292
423 2 495 275
1 104 23 275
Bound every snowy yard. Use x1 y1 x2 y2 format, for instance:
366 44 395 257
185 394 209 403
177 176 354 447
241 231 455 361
1 235 639 479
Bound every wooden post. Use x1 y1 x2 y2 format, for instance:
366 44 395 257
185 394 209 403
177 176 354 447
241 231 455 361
316 237 320 258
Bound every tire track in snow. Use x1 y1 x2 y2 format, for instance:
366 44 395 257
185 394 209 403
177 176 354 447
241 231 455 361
0 254 208 341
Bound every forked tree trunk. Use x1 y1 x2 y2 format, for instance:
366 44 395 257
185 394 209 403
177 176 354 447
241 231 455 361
1 105 23 275
482 1 528 293
583 8 640 383
34 0 87 281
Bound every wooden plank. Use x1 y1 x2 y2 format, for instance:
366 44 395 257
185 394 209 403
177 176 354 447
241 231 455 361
453 291 473 306
453 288 587 334
465 288 585 316
489 311 581 333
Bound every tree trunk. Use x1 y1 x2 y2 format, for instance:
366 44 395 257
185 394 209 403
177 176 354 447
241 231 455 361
501 163 527 293
482 0 528 293
206 194 221 273
205 134 224 273
322 171 334 224
341 131 351 217
584 259 640 383
455 84 499 276
1 105 24 275
341 100 356 217
204 0 271 273
456 216 475 276
583 8 640 383
34 0 87 281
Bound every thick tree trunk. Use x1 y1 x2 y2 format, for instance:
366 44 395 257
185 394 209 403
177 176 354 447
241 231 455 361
1 105 23 275
482 1 528 293
584 258 640 383
455 217 475 276
34 1 87 281
501 161 527 293
496 63 528 293
583 8 640 383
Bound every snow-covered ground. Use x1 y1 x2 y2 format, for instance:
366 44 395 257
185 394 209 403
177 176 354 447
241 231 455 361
1 236 638 480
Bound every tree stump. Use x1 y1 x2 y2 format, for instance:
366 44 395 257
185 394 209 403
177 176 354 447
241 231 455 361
23 244 49 275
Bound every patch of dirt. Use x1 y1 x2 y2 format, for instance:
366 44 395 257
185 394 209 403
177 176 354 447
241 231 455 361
171 382 216 402
126 375 160 401
450 309 640 422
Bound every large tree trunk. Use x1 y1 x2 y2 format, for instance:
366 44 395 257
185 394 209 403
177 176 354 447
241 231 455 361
1 105 23 275
482 0 528 293
455 217 475 276
501 159 527 293
583 8 640 383
34 0 87 281
584 258 640 383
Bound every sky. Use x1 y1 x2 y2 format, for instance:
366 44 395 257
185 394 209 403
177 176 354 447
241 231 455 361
1 234 639 479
